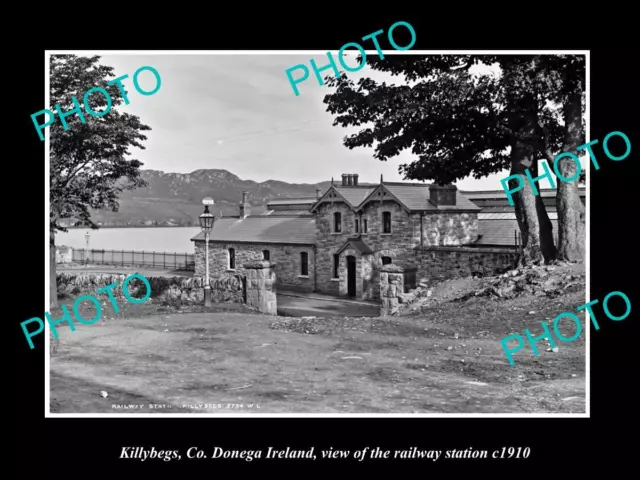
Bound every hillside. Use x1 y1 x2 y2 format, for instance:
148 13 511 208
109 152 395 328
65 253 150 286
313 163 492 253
60 169 332 228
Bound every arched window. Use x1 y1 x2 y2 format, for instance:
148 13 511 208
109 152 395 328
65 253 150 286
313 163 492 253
383 211 392 233
228 248 235 269
263 250 270 261
333 212 342 233
382 256 392 265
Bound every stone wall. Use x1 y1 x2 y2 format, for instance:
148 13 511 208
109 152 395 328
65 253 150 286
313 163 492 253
314 201 419 296
314 202 360 295
56 272 244 305
243 260 277 315
313 200 480 299
414 246 518 282
379 265 405 316
194 241 314 292
421 212 479 246
56 245 73 264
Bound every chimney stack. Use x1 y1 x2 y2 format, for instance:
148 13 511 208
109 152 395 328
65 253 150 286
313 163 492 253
429 184 457 206
316 188 322 200
341 173 360 186
239 190 251 218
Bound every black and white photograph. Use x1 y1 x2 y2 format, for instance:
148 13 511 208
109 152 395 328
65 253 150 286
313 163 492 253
43 50 590 416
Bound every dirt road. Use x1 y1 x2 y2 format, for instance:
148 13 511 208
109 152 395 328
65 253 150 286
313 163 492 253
49 290 585 414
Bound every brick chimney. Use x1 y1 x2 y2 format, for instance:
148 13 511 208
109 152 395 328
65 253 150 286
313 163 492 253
316 188 322 199
341 174 348 186
429 184 457 206
239 191 251 218
353 174 359 186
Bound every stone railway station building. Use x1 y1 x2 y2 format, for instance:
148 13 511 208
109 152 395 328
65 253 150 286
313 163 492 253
191 174 585 301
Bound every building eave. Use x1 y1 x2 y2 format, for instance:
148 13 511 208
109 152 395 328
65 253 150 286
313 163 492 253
191 238 315 246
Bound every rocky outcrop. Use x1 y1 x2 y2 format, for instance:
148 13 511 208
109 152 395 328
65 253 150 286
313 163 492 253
459 264 585 300
397 263 585 314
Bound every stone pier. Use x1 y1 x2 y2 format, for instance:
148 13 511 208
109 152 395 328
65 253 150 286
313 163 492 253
380 265 404 316
243 260 277 315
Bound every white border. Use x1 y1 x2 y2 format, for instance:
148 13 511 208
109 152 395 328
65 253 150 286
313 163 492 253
44 50 590 418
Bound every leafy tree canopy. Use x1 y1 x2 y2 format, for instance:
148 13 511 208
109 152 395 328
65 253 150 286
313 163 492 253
324 54 583 185
50 55 151 232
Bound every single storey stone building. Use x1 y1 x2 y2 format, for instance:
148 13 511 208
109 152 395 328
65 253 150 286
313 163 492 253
191 174 585 300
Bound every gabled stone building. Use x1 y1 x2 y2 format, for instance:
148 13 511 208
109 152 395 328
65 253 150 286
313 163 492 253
191 173 485 300
191 174 586 300
310 174 480 300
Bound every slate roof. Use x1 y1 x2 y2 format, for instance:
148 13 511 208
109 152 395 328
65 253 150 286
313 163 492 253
479 212 558 220
382 185 480 212
190 215 316 245
336 237 374 255
461 187 586 200
267 197 317 206
316 183 481 212
188 183 574 247
333 186 377 207
476 218 559 246
262 209 311 216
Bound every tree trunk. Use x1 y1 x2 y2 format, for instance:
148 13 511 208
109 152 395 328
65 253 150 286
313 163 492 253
536 182 557 262
50 231 58 309
509 112 557 265
510 148 543 265
556 92 586 262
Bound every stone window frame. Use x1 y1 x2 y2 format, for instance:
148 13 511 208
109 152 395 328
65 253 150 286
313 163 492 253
376 249 397 268
263 249 270 261
333 212 342 233
332 253 340 279
381 256 392 265
228 248 236 270
361 215 369 235
355 217 359 234
382 211 392 235
300 251 309 277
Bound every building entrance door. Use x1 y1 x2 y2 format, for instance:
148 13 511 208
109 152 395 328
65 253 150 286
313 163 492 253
346 255 356 297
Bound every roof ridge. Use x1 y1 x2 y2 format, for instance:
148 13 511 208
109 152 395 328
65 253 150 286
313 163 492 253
245 214 313 218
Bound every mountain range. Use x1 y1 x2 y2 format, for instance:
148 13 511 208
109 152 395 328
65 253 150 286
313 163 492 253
62 169 333 228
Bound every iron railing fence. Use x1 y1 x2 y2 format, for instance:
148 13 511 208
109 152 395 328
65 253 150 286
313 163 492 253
72 249 195 271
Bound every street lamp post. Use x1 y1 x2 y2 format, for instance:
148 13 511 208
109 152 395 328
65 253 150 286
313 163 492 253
199 197 215 307
84 231 90 265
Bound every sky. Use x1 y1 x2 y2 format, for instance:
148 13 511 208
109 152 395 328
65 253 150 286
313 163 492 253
96 53 552 191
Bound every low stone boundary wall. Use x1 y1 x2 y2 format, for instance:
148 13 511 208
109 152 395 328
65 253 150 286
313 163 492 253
56 246 73 264
56 272 244 305
414 245 517 282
